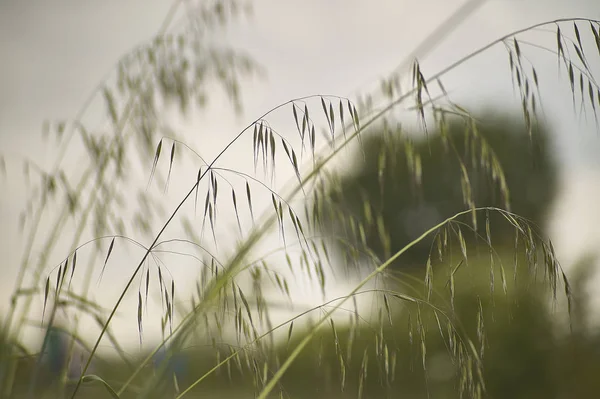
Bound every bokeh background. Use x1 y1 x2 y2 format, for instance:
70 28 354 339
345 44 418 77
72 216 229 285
1 1 600 398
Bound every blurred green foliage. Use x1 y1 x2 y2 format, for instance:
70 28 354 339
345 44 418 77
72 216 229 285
322 112 557 270
7 258 600 399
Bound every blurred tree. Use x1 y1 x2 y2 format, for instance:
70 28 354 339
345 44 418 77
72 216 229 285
321 111 558 271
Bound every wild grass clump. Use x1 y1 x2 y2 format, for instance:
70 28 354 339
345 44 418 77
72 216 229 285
1 2 600 398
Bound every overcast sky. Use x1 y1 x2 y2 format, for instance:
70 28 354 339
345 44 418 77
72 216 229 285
1 0 600 350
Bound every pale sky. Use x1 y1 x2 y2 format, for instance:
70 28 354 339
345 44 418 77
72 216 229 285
1 0 600 351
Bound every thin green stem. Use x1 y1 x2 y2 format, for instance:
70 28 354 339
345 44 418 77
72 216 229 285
256 207 487 398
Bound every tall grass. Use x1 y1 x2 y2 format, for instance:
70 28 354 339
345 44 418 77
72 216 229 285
1 1 599 398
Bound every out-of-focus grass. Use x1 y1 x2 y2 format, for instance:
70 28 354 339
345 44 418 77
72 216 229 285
6 248 600 399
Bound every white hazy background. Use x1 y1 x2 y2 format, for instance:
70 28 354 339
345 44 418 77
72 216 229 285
1 0 600 352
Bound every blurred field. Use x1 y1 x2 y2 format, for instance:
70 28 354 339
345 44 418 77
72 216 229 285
4 248 600 399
